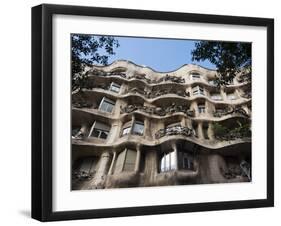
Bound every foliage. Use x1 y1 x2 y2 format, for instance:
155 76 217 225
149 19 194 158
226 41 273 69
213 120 251 140
213 123 229 138
191 41 251 86
71 34 119 91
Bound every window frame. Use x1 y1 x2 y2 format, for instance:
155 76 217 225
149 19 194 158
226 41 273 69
89 121 110 140
121 120 144 137
210 93 222 101
109 82 121 93
227 92 237 100
132 121 144 135
98 97 116 113
190 72 201 80
160 150 177 173
192 85 204 96
198 104 206 113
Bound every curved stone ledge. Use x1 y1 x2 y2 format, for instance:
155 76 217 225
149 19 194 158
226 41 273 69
72 106 249 123
86 69 249 90
72 135 251 151
76 88 251 107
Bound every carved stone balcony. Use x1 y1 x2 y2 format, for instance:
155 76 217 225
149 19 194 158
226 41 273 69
155 126 194 139
120 104 195 117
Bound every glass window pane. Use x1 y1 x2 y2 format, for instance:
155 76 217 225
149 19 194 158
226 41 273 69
133 122 144 135
170 151 176 170
91 129 100 138
160 150 176 172
107 103 114 112
228 94 237 100
110 83 121 93
122 127 131 135
72 127 80 137
191 73 200 79
90 121 110 139
99 98 115 113
99 131 108 139
180 152 194 170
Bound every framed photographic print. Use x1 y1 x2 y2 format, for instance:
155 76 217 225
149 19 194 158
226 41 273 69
31 4 274 221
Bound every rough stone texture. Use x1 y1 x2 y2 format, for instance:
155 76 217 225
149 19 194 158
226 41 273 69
72 60 251 190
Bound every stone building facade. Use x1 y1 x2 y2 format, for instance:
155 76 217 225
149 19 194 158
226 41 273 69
72 60 252 190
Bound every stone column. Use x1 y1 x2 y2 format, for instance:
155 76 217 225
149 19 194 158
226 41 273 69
134 145 141 172
191 101 198 117
221 88 227 101
186 118 193 129
131 114 136 134
207 123 215 140
186 86 191 97
171 142 178 170
242 104 250 115
197 122 204 140
144 118 150 138
205 101 212 118
235 89 241 98
92 151 111 188
180 117 186 127
114 99 123 117
81 124 88 134
119 83 128 95
108 151 116 175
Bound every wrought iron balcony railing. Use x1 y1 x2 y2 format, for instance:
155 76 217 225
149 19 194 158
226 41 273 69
213 106 249 118
155 126 194 139
120 104 195 117
127 87 190 98
89 69 185 84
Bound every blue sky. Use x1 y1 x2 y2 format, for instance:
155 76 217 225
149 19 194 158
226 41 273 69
104 36 216 72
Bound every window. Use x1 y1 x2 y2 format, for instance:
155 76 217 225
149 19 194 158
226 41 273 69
179 152 194 170
227 93 237 100
109 82 121 93
160 151 177 172
99 97 115 113
122 121 144 136
132 121 144 135
210 93 222 101
198 104 205 113
192 86 204 96
122 126 131 136
191 72 201 80
72 126 81 137
90 121 110 139
114 149 137 173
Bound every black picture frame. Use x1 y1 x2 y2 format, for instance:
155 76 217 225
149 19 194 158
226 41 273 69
32 3 274 222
